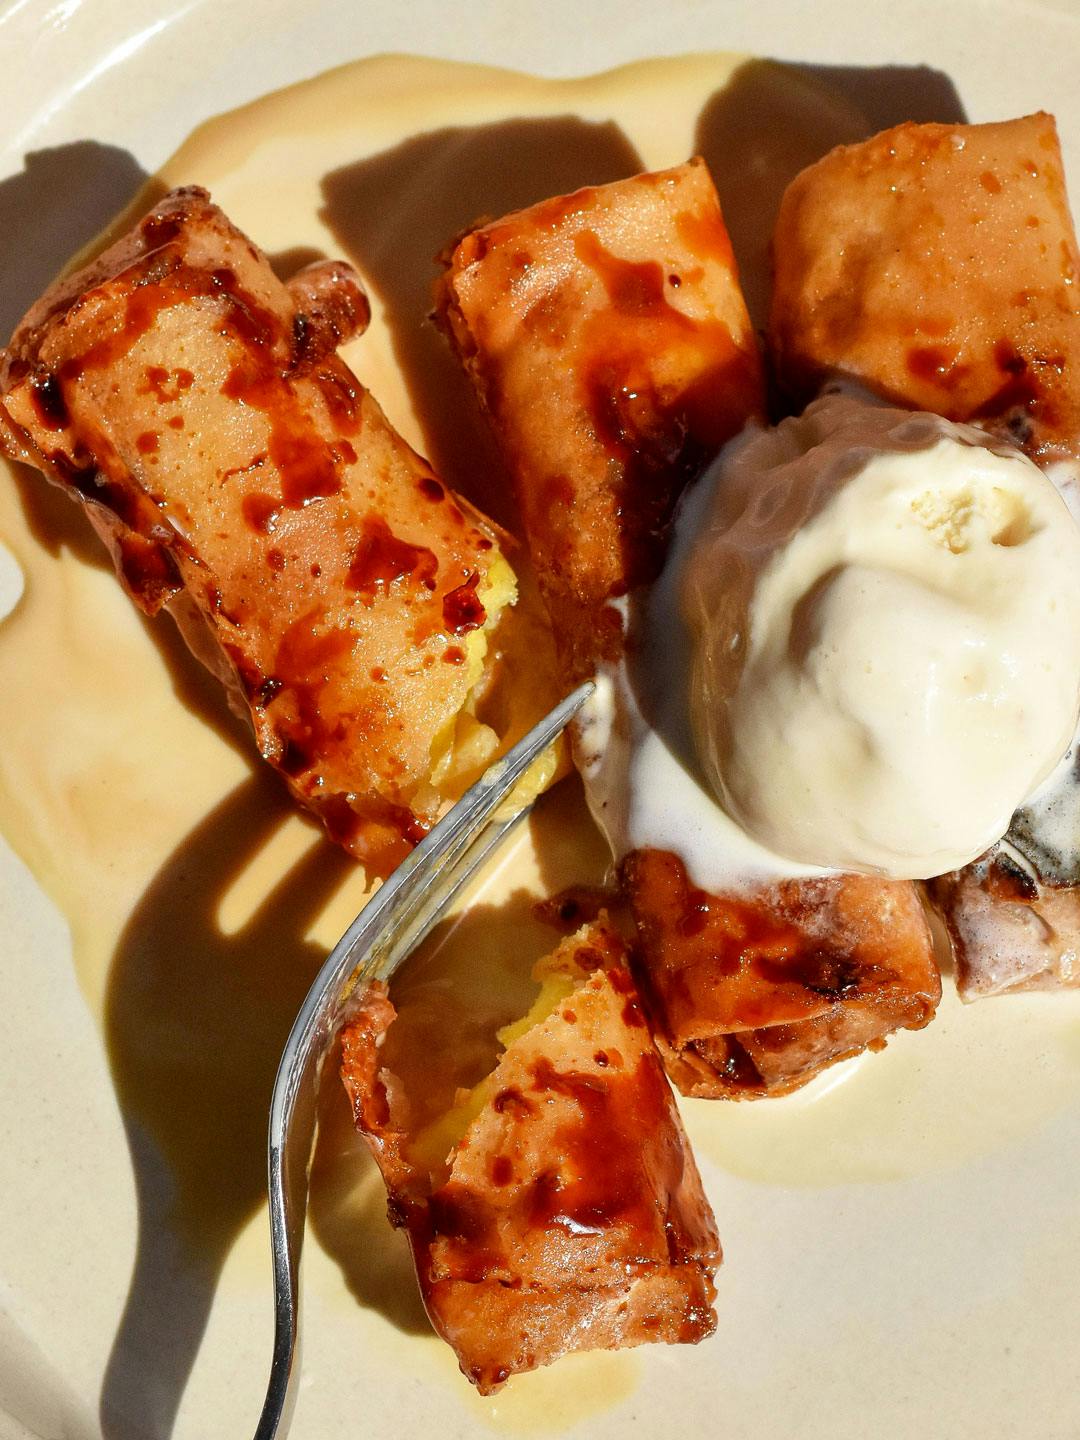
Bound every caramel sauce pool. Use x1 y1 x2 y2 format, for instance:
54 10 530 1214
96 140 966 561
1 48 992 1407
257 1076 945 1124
1 50 1079 1438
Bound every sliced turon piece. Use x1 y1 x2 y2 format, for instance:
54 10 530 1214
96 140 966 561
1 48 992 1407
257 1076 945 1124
339 919 721 1391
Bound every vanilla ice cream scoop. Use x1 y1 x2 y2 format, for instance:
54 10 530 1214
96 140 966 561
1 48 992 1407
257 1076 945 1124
683 395 1080 879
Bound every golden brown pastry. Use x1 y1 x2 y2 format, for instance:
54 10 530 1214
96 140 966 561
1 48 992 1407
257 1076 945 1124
437 157 764 681
340 920 720 1391
626 853 939 1096
0 187 518 874
770 113 1080 458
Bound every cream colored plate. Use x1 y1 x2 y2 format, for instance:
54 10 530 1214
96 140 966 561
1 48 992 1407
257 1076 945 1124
1 5 1079 1439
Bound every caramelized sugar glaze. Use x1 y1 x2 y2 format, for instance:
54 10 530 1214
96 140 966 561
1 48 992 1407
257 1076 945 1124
771 112 1080 455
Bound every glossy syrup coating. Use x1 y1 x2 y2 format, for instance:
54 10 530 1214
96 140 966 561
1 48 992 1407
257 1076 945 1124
437 157 764 681
0 187 509 874
339 921 720 1392
770 113 1080 457
624 852 941 1098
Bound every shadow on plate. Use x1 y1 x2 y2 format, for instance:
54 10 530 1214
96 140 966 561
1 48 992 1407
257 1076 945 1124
0 141 149 341
100 772 356 1440
9 449 254 758
267 244 328 282
320 116 644 528
792 61 968 131
693 59 967 331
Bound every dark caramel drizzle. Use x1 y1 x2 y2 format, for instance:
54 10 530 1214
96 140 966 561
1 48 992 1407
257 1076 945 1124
221 345 344 511
420 1038 690 1268
346 515 439 600
570 227 760 592
241 492 280 534
984 848 1040 903
442 572 486 634
270 607 356 777
533 885 615 933
626 850 874 993
319 792 430 863
710 1035 766 1090
755 950 862 1000
29 372 69 430
141 365 194 403
903 334 1065 444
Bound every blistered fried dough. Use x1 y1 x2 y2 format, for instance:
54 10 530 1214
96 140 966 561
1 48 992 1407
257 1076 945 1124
624 852 940 1098
437 158 764 679
0 187 516 874
770 113 1080 457
340 921 720 1391
931 850 1080 998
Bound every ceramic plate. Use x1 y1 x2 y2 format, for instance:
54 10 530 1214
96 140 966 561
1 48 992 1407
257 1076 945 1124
1 3 1078 1438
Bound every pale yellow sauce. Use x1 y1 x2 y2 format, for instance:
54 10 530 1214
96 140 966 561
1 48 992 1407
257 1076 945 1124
1 50 1078 1434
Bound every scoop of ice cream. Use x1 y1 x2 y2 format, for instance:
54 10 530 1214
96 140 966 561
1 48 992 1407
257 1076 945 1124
683 394 1080 879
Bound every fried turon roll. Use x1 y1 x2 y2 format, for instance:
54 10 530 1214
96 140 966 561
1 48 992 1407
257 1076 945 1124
929 742 1080 997
928 576 1080 1003
770 113 1080 458
931 848 1080 999
440 162 940 1098
0 188 517 873
626 855 938 1097
437 158 764 681
930 725 1080 1000
340 921 720 1390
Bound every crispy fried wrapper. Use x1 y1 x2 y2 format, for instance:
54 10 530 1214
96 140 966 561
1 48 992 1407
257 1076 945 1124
624 852 940 1098
339 921 720 1391
930 847 1080 999
0 187 519 874
770 113 1080 458
437 158 764 681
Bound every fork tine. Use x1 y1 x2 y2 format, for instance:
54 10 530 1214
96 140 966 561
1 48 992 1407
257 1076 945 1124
252 680 593 1440
371 803 532 978
324 679 594 1004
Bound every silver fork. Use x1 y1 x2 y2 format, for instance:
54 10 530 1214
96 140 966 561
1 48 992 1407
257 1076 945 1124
251 681 594 1440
